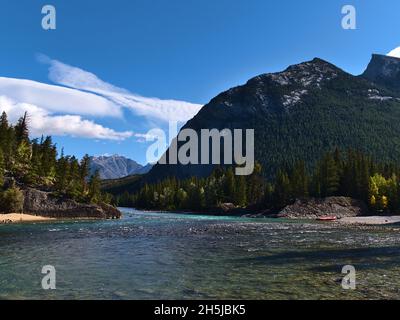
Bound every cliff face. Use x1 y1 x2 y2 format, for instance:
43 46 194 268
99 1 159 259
22 188 121 219
361 54 400 91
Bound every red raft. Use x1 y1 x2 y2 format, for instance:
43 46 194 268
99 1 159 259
317 216 337 222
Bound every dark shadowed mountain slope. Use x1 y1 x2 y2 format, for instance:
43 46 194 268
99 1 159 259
115 55 400 193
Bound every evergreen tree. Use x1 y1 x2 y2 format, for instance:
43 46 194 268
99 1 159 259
0 111 9 152
246 162 264 205
55 151 69 193
88 171 102 203
40 136 57 181
0 148 4 187
14 112 29 145
273 170 291 208
224 167 235 203
319 153 340 197
290 161 309 198
234 175 247 207
79 154 91 194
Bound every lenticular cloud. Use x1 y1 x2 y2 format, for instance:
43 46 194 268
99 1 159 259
40 55 203 123
0 55 202 140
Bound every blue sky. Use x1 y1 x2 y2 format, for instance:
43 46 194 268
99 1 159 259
0 0 399 164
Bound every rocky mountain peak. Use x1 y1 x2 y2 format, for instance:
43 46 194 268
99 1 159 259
252 58 341 89
362 54 400 90
89 155 151 180
244 58 343 93
207 57 346 116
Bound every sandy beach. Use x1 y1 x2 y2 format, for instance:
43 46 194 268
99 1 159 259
0 213 55 224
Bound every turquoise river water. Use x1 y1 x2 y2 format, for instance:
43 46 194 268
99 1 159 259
1 208 400 299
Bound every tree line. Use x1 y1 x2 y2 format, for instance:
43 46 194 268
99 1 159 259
114 148 400 214
0 111 108 213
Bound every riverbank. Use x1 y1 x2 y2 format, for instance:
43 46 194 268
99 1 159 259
22 188 122 219
0 213 56 224
338 216 400 225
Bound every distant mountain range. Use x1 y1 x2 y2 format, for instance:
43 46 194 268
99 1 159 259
89 155 152 180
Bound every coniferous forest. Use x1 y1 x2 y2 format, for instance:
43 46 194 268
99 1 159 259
0 111 108 213
2 110 400 215
113 148 400 214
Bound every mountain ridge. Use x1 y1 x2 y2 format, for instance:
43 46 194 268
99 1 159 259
109 53 400 193
89 155 152 180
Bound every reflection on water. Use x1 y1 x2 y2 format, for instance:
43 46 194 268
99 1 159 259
1 208 400 300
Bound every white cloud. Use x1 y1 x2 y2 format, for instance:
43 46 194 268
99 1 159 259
0 77 122 118
134 132 160 143
387 47 400 58
0 54 202 141
0 96 132 141
39 55 203 123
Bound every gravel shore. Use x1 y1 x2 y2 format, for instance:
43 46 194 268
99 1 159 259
338 216 400 225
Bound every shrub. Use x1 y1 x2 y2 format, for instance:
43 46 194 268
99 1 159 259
0 187 25 213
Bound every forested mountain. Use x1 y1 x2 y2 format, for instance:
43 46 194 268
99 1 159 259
143 54 400 183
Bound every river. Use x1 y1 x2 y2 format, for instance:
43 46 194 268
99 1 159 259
1 208 400 299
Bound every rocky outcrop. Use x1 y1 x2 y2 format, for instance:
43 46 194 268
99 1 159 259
218 203 236 213
22 188 121 219
277 197 369 219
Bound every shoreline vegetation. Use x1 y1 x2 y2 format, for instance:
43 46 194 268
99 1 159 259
112 148 400 220
0 111 122 220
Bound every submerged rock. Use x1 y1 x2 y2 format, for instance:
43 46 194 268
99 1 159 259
22 188 121 219
277 197 369 219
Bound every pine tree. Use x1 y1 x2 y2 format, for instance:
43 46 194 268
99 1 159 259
273 170 291 208
357 154 371 202
290 160 309 198
319 153 340 197
14 140 31 179
88 171 102 203
0 112 14 169
66 157 80 198
79 154 91 194
55 151 69 193
263 182 274 207
0 148 4 187
40 136 57 181
14 112 29 145
0 111 9 151
234 175 247 207
224 167 235 203
246 162 264 205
